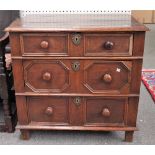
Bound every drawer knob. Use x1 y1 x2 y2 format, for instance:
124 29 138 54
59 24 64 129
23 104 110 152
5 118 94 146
102 108 110 117
40 41 49 49
102 74 112 83
45 107 53 116
104 41 114 50
43 72 51 81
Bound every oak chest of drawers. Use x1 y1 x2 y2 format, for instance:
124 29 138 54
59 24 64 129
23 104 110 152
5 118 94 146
6 14 148 142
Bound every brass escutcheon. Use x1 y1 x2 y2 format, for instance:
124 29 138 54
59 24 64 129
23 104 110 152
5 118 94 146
72 61 80 71
74 97 81 106
72 34 81 45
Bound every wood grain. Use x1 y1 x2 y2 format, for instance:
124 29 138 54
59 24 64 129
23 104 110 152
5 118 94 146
6 15 148 141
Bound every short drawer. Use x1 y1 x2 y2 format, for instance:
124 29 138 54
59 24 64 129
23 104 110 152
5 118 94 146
20 33 68 56
27 97 69 125
84 34 133 56
85 97 127 126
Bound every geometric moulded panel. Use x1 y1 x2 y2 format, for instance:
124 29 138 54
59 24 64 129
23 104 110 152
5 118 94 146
24 60 70 93
84 61 131 94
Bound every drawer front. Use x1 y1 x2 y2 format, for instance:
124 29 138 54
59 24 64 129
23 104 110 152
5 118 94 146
20 33 68 56
27 97 69 125
84 60 132 94
23 60 70 93
26 96 127 126
85 97 127 126
84 34 133 56
23 60 131 94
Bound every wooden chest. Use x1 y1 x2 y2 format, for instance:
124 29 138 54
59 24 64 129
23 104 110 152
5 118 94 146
6 15 148 142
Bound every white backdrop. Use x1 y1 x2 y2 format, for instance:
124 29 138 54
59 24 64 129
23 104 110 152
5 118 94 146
0 0 155 10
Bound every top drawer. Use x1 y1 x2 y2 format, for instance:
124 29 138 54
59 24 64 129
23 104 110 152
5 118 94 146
20 33 68 56
19 33 133 57
84 34 133 56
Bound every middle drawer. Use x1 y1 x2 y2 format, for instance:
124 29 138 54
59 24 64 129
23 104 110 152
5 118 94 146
23 59 132 94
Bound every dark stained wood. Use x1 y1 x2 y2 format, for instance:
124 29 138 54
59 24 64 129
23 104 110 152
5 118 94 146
0 34 16 133
6 15 148 141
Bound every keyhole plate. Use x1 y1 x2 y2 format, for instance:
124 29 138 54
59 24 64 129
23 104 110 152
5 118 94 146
72 34 81 45
73 97 81 106
72 61 80 71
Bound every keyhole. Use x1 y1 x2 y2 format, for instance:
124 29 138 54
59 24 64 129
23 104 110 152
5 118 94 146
72 61 80 71
76 98 80 103
72 34 81 45
74 64 77 69
74 97 81 106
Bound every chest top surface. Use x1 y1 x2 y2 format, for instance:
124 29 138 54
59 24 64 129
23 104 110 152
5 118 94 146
5 14 148 32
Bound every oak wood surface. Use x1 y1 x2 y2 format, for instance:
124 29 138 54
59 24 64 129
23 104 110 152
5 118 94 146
5 16 149 32
20 33 68 56
6 15 148 141
27 97 69 125
84 33 133 56
17 124 138 131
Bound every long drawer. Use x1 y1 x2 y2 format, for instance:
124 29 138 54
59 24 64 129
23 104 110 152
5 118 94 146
26 96 128 127
23 59 132 94
20 33 133 57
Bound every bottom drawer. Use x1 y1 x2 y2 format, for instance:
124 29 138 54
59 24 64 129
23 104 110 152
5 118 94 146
85 97 128 126
26 96 128 127
27 97 69 125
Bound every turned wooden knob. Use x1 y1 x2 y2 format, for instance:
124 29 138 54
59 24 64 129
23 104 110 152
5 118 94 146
104 41 114 50
40 41 49 49
102 108 110 117
102 74 112 83
42 72 51 81
45 107 53 116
